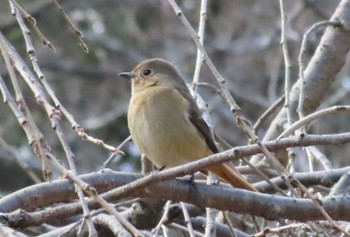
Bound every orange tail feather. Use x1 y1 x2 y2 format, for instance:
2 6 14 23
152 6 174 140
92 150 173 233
208 164 258 192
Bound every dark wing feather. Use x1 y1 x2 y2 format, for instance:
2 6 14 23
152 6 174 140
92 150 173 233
189 108 218 153
176 85 218 154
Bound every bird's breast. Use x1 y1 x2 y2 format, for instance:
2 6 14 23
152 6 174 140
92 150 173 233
128 86 211 168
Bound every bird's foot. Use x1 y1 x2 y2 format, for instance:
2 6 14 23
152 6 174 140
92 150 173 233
178 174 196 188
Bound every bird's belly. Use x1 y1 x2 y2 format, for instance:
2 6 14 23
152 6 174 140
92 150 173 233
128 88 212 168
150 118 210 168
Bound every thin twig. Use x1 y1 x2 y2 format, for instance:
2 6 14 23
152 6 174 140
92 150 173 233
252 223 312 237
279 0 293 126
241 157 287 196
306 146 333 171
167 0 240 114
190 0 208 96
222 211 237 237
253 95 285 133
180 202 196 237
9 0 55 51
197 82 223 96
56 125 98 236
204 173 217 237
168 223 205 237
0 31 44 147
51 0 89 53
278 105 350 139
0 136 41 184
152 200 172 237
103 135 131 168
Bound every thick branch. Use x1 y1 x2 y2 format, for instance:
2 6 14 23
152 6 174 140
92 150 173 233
0 167 350 227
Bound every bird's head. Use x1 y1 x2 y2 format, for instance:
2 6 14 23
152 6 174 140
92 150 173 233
119 58 186 94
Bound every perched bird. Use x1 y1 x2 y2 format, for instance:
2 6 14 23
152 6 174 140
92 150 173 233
119 58 257 192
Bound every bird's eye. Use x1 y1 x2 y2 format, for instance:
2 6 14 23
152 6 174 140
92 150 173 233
142 69 152 76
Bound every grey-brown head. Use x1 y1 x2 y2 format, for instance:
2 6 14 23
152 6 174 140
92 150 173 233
118 58 188 94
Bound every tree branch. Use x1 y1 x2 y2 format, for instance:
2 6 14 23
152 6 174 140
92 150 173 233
264 0 350 142
1 166 350 227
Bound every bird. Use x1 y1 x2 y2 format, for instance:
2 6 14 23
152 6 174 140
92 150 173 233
119 58 257 192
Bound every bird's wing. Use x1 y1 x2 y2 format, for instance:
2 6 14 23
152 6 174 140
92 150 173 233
176 86 218 154
175 85 258 192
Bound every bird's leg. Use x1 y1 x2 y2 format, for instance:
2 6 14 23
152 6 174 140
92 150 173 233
177 174 197 188
157 165 166 172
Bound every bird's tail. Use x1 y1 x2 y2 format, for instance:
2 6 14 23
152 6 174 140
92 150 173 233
208 163 258 192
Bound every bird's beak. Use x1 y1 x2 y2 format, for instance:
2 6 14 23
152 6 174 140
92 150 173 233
118 72 136 79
